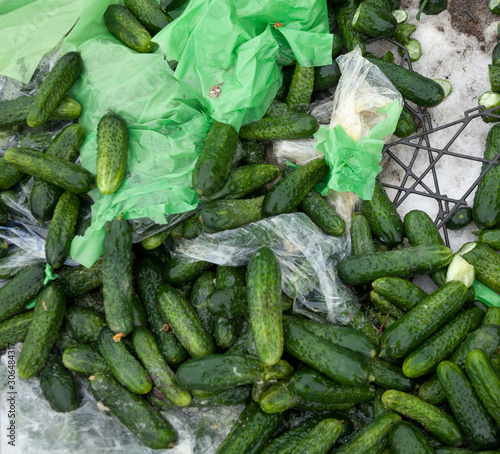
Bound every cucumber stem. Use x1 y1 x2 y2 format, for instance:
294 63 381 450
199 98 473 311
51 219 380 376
416 0 429 20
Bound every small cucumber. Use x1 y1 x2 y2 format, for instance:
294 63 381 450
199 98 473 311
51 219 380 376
477 228 500 250
299 189 346 236
63 306 106 345
214 317 239 349
259 379 302 414
389 421 435 454
239 113 320 141
182 215 202 239
372 278 427 312
0 157 25 190
216 265 246 288
56 259 103 298
190 271 217 333
285 64 314 113
103 216 134 335
242 140 266 165
141 228 170 250
352 3 398 37
336 0 366 54
314 62 341 91
351 213 376 256
124 0 171 33
96 112 129 195
453 324 500 369
381 390 463 446
370 358 415 392
483 306 500 325
18 283 66 379
48 97 82 121
62 344 110 376
445 206 473 230
206 287 247 317
460 242 500 293
27 52 83 128
371 291 405 319
0 311 33 350
291 418 342 454
418 0 447 17
162 257 211 287
437 361 500 450
394 106 417 138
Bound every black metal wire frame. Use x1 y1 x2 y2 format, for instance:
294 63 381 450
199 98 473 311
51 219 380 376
366 37 500 246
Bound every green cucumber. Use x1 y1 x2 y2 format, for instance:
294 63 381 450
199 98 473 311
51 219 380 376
98 326 152 394
295 401 355 411
494 42 500 64
483 306 500 325
259 379 302 413
18 283 66 379
285 64 314 113
63 306 106 345
402 307 483 378
445 206 473 230
216 265 246 288
351 213 376 256
0 311 33 350
418 0 447 17
103 216 134 335
162 257 211 287
27 52 83 128
352 3 398 38
371 291 405 319
365 55 445 107
193 121 239 197
389 421 435 454
96 112 129 195
379 281 467 361
242 140 266 165
4 147 94 194
104 5 154 53
89 374 176 449
141 228 170 250
0 263 45 323
45 191 79 268
336 0 366 54
395 106 417 138
130 292 148 327
199 196 264 232
452 324 500 369
157 283 214 358
362 178 404 248
214 317 239 349
190 271 217 333
314 62 341 91
0 158 25 190
477 228 500 249
460 242 500 293
338 245 453 287
437 361 500 450
56 259 103 298
266 100 294 117
62 344 110 376
299 189 346 236
48 97 82 121
372 277 427 312
206 287 247 317
370 358 415 391
182 215 202 239
239 113 320 141
283 317 372 387
40 356 81 412
124 0 171 33
381 390 463 446
291 418 342 454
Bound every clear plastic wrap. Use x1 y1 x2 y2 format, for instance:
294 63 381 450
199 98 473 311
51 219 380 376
171 213 357 323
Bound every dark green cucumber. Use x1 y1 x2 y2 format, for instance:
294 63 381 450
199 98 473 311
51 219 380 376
63 306 106 345
162 257 211 287
56 259 103 298
157 284 214 358
27 52 83 128
295 401 355 411
379 281 467 361
176 354 293 391
0 311 33 350
48 97 82 121
130 292 148 327
199 196 264 232
352 3 398 38
193 121 239 197
0 158 25 190
477 228 500 250
365 55 445 107
216 265 246 288
30 124 85 222
263 158 327 217
370 358 415 391
62 344 110 376
141 228 170 250
239 113 320 140
45 191 79 269
389 421 435 454
361 177 404 247
242 140 266 165
266 100 294 117
203 164 279 202
292 368 376 403
259 379 302 413
96 112 129 195
446 206 473 230
372 277 427 312
206 287 247 317
334 413 402 454
370 291 405 319
18 283 66 379
314 62 341 91
292 418 342 454
190 271 217 333
285 64 314 113
214 317 239 349
483 306 500 325
452 324 500 369
299 189 346 236
338 245 453 287
4 147 94 194
247 247 283 366
419 0 447 16
98 326 152 394
104 5 154 53
336 0 366 54
90 374 176 449
381 390 463 446
395 106 417 138
132 326 191 406
283 317 372 387
351 213 376 256
182 214 202 239
124 0 171 33
434 448 473 454
437 361 499 450
40 356 81 412
103 216 134 335
0 263 45 323
460 242 500 293
215 401 284 454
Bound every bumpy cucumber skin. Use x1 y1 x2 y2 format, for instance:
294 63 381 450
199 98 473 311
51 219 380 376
299 189 346 236
63 306 106 346
40 357 81 412
351 213 376 256
365 55 445 107
45 191 79 268
370 358 415 392
263 158 327 217
461 242 500 293
338 245 453 287
372 277 426 312
182 215 202 239
190 271 217 333
98 327 152 394
49 97 82 121
206 287 247 317
353 3 398 38
30 124 85 222
0 263 45 323
0 157 25 190
285 64 314 113
56 259 103 298
239 113 320 141
132 326 191 406
402 307 483 378
4 147 94 194
0 311 33 350
96 112 129 195
162 257 211 287
216 265 246 288
381 390 463 446
437 361 500 450
124 0 171 33
103 217 134 335
247 247 283 366
394 106 417 138
292 418 342 454
266 100 294 117
104 5 154 53
483 306 500 325
156 284 214 358
362 178 404 247
336 0 366 54
389 421 435 454
371 291 405 319
90 374 176 450
283 317 372 387
18 283 66 379
478 228 500 250
451 324 500 369
62 344 110 376
193 121 239 197
242 140 266 165
259 379 302 414
27 52 83 128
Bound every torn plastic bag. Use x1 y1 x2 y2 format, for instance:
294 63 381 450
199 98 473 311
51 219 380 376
171 213 359 324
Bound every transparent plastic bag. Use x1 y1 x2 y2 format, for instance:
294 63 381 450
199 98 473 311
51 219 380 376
171 213 357 324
